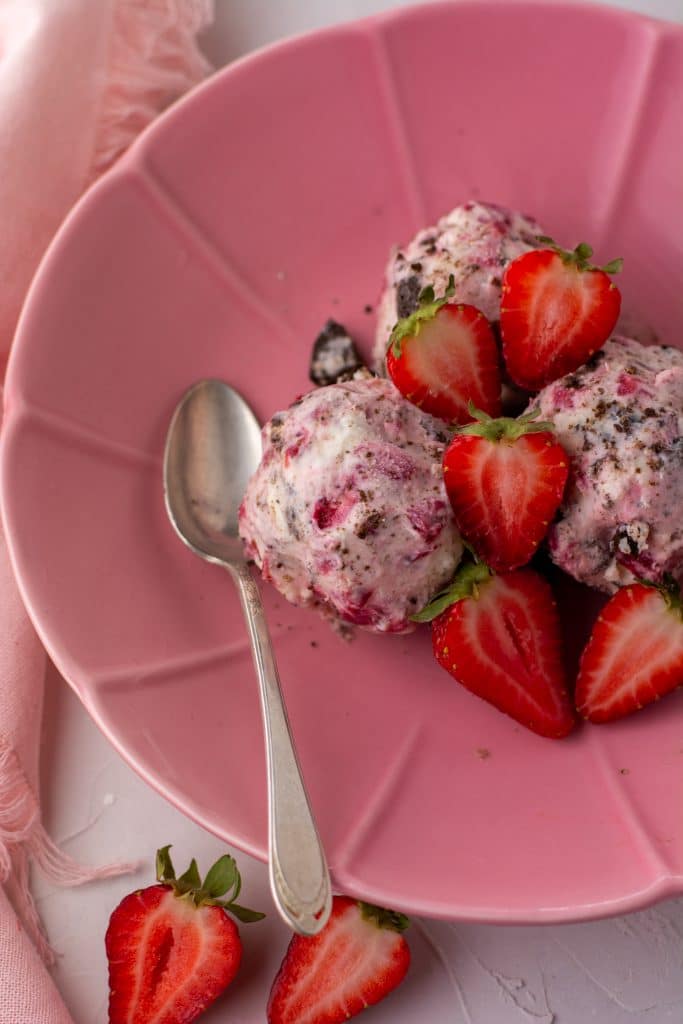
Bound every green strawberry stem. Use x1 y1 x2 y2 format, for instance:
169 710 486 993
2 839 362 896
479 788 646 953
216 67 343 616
458 401 555 442
536 235 623 275
640 574 683 620
359 901 410 932
156 846 265 923
388 274 456 358
412 559 493 622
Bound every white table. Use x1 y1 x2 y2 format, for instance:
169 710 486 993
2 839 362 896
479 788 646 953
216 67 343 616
37 2 683 1021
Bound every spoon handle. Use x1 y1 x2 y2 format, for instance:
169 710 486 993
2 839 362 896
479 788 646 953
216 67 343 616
234 564 332 936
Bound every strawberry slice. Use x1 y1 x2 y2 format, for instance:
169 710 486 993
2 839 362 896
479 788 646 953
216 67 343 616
500 239 622 391
442 406 569 571
267 896 410 1024
106 846 264 1024
575 580 683 723
386 276 502 423
414 561 575 738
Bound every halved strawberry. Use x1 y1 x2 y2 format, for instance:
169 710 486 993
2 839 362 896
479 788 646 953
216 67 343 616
106 846 264 1024
575 579 683 723
415 561 575 738
500 239 622 391
267 896 410 1024
386 276 501 423
442 406 569 571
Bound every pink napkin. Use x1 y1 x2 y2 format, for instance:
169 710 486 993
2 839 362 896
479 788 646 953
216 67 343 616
0 0 214 1018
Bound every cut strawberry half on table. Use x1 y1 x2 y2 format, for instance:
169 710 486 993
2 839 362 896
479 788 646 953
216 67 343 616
500 238 622 391
575 579 683 723
267 895 410 1024
414 561 575 738
442 405 569 571
105 846 264 1024
386 275 502 423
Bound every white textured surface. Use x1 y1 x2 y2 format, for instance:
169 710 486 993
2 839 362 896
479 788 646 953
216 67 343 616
37 675 683 1024
38 3 683 1022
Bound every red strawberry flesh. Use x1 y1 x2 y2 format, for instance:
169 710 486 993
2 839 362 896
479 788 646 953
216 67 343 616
576 583 683 722
106 847 263 1024
442 411 569 571
267 896 410 1024
501 245 621 391
106 886 241 1024
387 302 502 423
421 564 574 738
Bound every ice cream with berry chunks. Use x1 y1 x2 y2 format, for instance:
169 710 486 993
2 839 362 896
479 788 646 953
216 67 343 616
239 377 463 633
531 336 683 592
373 201 544 370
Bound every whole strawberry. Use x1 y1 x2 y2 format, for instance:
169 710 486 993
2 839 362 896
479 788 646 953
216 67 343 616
386 275 502 423
106 846 264 1024
267 895 410 1024
500 238 622 391
576 578 683 723
414 560 575 738
442 405 569 571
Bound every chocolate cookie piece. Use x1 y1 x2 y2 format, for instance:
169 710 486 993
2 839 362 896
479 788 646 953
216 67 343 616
309 320 365 386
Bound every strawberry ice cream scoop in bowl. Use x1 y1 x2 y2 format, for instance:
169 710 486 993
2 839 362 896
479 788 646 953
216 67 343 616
239 376 463 633
533 336 683 592
373 201 544 371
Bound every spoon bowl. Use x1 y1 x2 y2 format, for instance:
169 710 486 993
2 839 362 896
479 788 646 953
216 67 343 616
164 379 332 936
163 379 261 564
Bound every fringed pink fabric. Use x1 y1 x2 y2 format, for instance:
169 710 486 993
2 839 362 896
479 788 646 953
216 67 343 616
0 0 214 1016
0 886 73 1023
0 0 215 371
90 0 214 178
0 491 138 967
0 743 136 964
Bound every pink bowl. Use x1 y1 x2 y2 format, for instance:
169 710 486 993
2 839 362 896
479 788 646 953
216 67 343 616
2 1 683 922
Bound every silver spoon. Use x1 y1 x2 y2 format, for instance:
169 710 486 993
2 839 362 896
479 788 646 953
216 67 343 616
163 378 332 936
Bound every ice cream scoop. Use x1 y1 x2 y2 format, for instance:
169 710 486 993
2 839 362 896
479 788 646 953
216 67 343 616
532 337 683 592
239 376 463 633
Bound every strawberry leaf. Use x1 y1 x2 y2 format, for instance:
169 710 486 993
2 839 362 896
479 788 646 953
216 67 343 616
155 847 265 920
156 845 176 883
224 902 267 923
177 858 201 892
411 588 462 622
465 400 493 423
457 404 556 442
535 235 622 275
412 561 493 621
388 274 456 358
202 855 239 900
602 258 624 275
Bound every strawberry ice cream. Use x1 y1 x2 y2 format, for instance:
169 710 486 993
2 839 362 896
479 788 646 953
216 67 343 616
373 201 544 370
532 336 683 592
239 377 462 633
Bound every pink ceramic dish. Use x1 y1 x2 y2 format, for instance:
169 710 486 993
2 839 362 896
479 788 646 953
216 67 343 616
2 1 683 923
